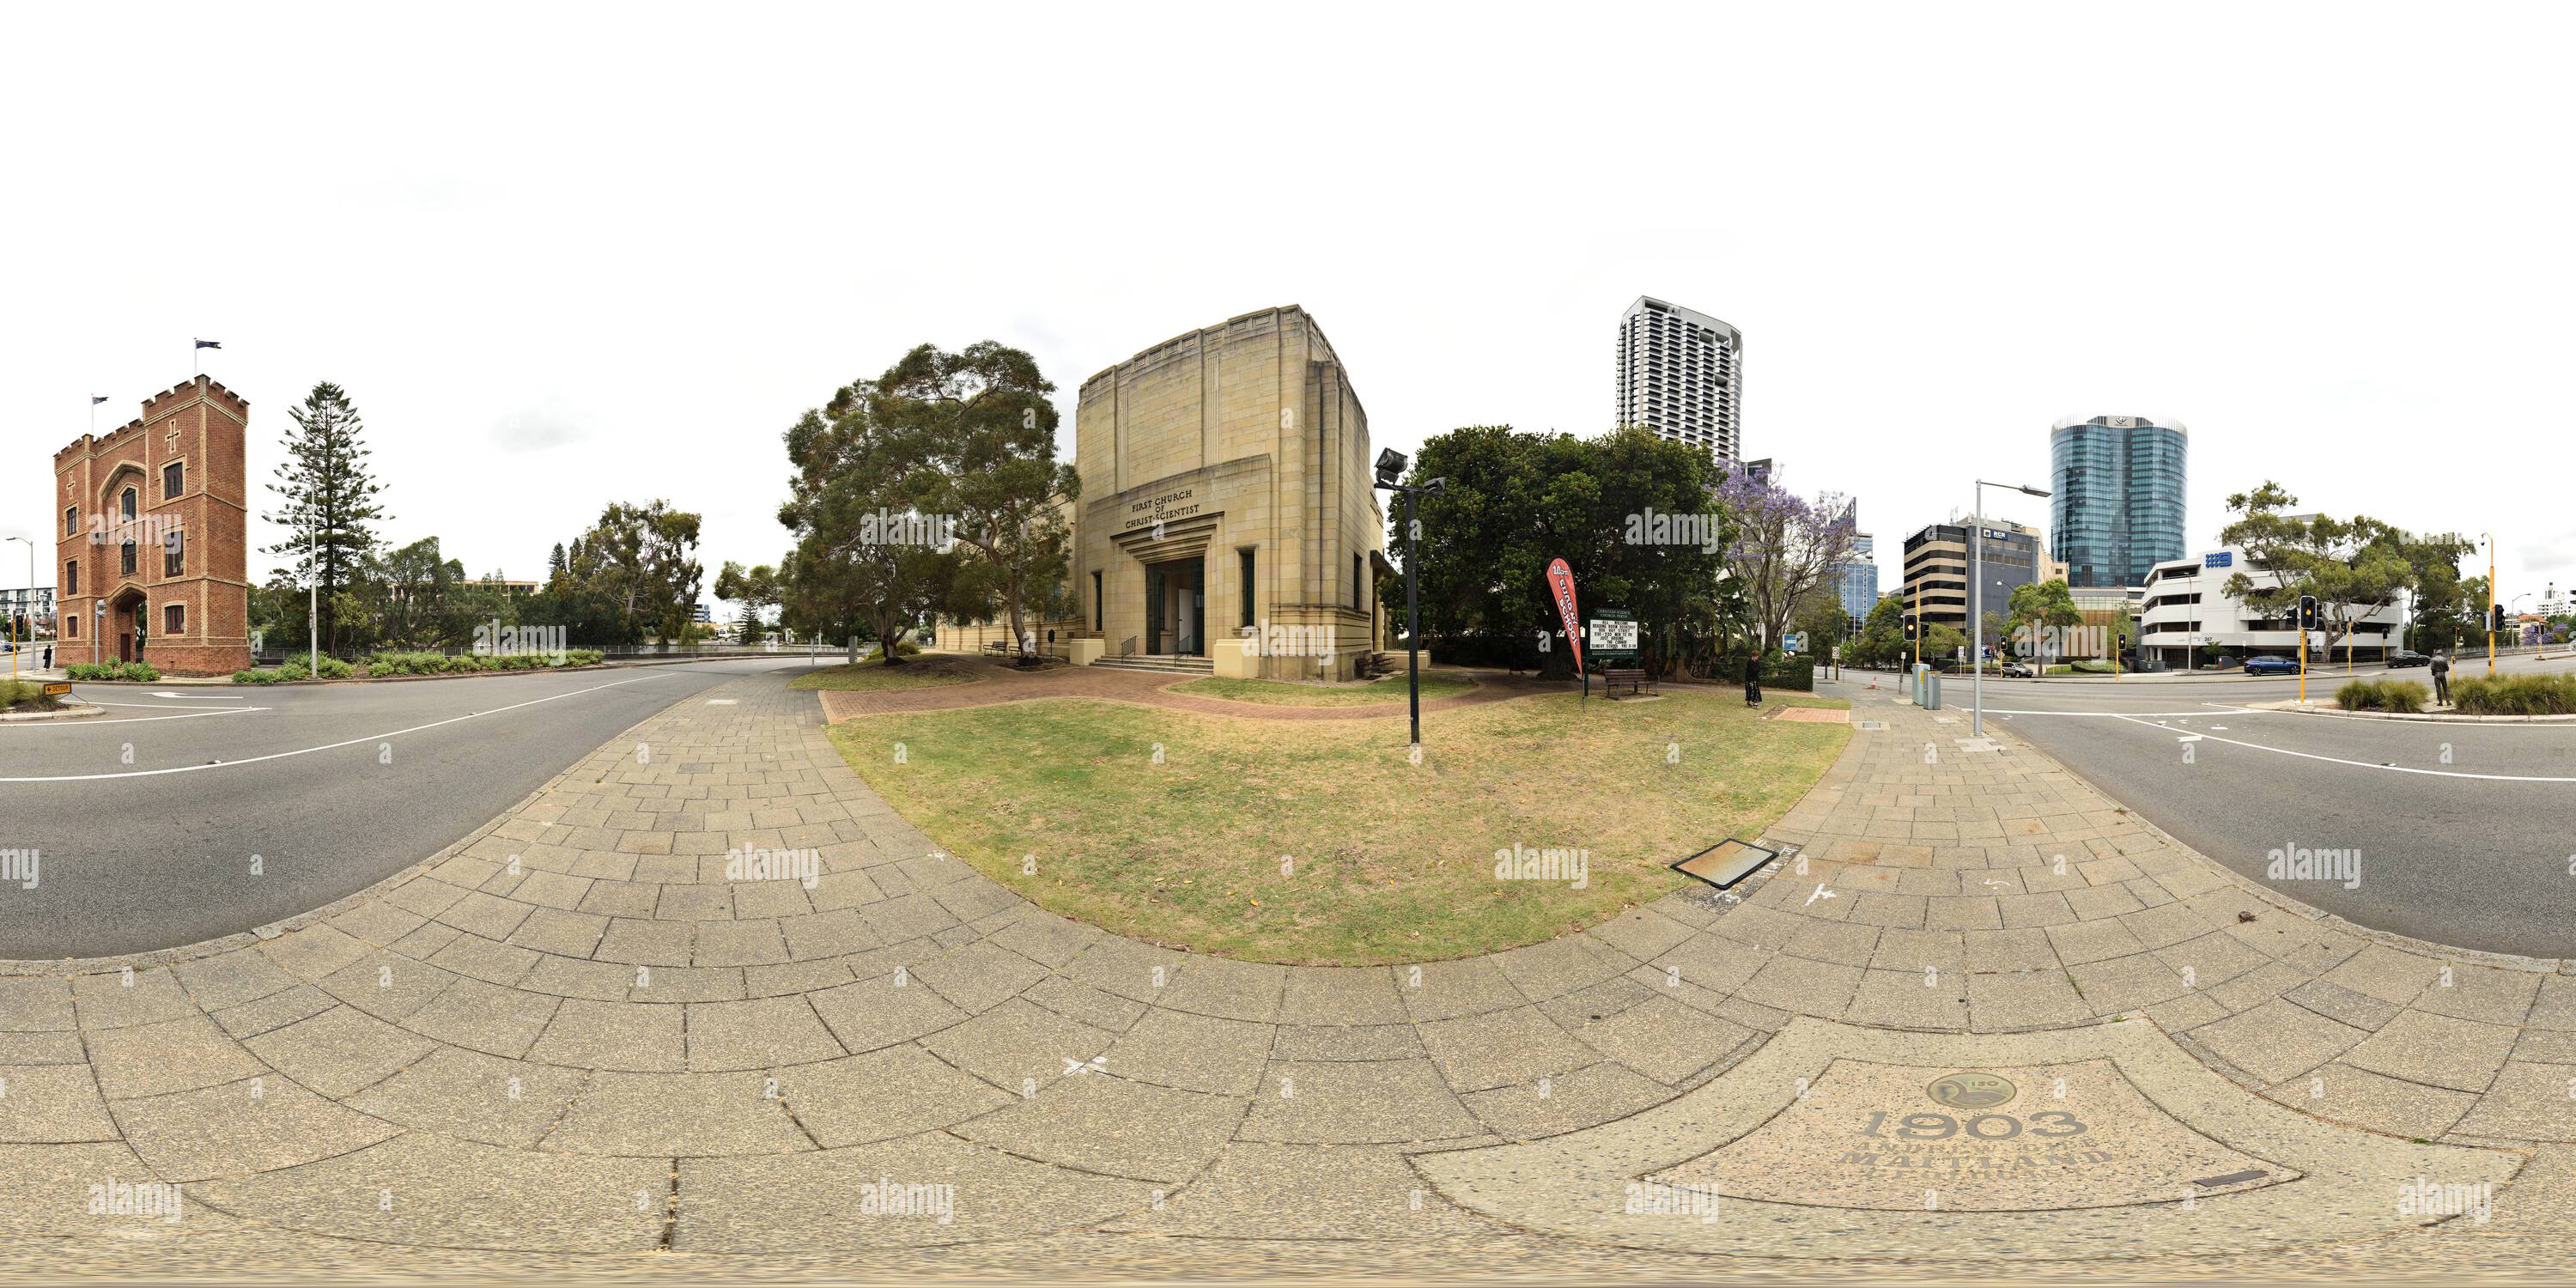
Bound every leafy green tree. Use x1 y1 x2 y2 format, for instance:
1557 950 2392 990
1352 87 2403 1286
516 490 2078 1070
874 343 1077 658
1793 592 1850 652
773 376 971 665
1401 425 1724 677
714 562 778 646
263 382 389 653
2220 482 2468 656
1849 594 1906 667
2005 578 2083 663
377 536 467 648
572 501 704 642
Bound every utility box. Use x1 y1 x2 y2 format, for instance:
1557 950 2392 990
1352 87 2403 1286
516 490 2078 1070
1924 669 1943 710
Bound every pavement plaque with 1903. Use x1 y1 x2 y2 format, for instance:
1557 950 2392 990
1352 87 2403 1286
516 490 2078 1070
1656 1057 2289 1210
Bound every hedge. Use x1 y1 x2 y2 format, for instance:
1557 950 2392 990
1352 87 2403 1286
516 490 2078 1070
234 649 605 684
2451 673 2576 716
64 661 160 682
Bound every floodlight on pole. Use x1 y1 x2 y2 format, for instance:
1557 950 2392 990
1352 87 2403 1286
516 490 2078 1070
1971 479 2050 738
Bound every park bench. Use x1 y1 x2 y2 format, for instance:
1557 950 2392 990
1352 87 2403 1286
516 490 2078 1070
1601 667 1656 698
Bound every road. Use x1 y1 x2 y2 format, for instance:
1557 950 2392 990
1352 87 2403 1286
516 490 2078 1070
1826 652 2576 959
0 657 822 960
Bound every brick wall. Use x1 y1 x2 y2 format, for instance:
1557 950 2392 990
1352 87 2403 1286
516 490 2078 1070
53 376 254 676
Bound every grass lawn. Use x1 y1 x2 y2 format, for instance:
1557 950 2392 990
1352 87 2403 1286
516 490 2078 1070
790 658 977 692
1165 672 1479 707
828 686 1850 965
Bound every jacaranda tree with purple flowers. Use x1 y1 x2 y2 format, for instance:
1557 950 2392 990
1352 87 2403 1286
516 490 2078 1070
1714 463 1859 657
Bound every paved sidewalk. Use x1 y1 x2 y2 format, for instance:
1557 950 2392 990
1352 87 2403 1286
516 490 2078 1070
3 667 2571 1278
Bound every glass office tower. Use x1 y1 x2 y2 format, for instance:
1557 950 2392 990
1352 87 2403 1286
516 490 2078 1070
2049 415 2186 590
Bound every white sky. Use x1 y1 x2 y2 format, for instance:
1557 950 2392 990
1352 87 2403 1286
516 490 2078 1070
6 2 2572 613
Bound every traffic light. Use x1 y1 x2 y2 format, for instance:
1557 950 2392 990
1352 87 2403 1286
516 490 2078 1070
1903 613 1918 640
2492 604 2507 634
2297 594 2320 631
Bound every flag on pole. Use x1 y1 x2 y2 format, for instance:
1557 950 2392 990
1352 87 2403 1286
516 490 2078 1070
90 396 107 405
194 339 222 349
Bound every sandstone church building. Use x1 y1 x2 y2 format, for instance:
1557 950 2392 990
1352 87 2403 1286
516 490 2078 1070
942 306 1391 682
53 375 254 676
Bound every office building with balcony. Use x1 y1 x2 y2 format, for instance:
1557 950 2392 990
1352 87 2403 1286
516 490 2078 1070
1616 296 1742 459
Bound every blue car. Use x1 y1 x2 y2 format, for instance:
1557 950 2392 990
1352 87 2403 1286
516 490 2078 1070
2242 655 2301 676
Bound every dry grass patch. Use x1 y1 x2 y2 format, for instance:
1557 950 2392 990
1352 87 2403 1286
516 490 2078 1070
1165 672 1478 707
827 686 1849 964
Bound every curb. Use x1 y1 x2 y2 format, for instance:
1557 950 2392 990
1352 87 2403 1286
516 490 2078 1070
0 702 105 724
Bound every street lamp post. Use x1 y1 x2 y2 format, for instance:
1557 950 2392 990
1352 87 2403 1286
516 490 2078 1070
1370 448 1445 749
1971 479 2050 738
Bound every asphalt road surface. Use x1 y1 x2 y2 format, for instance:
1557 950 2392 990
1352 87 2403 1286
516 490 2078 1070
1827 652 2576 959
0 657 822 960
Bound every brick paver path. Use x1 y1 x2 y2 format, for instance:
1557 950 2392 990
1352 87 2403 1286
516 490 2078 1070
3 667 2570 1275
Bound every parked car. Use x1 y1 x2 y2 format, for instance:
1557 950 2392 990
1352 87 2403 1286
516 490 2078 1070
1998 660 2034 677
2242 655 2301 676
2386 650 2431 668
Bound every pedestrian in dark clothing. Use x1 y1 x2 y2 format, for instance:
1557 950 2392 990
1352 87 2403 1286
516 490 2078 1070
2431 651 2451 707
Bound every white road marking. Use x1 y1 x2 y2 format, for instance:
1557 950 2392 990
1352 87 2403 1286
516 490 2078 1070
2107 714 2576 783
0 673 663 782
1983 708 2260 718
0 706 268 726
148 691 244 701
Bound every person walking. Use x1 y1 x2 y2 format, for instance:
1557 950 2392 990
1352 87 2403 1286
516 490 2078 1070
2431 649 2451 707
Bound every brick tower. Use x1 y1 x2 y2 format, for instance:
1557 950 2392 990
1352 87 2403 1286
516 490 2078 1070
53 376 253 676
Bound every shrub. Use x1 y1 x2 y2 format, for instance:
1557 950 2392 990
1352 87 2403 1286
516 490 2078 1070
566 648 604 666
234 667 284 684
3 679 61 710
279 659 311 681
315 656 355 679
2452 672 2576 716
69 660 159 682
2336 678 2427 713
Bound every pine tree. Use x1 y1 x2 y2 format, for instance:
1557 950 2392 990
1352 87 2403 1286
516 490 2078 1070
548 542 568 582
262 382 390 653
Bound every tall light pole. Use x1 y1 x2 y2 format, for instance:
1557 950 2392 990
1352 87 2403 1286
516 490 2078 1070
3 535 29 680
1371 448 1445 749
1971 479 2050 738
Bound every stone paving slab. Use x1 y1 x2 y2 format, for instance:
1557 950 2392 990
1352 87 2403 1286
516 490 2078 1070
5 663 2576 1278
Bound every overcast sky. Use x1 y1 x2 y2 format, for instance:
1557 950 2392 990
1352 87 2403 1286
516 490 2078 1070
7 3 2573 614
